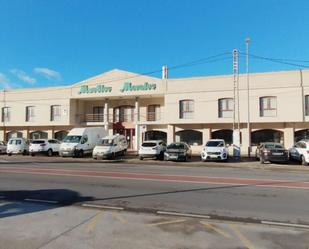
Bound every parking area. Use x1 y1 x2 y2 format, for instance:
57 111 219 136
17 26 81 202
1 200 309 249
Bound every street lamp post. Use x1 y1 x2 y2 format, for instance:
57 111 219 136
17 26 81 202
246 38 251 157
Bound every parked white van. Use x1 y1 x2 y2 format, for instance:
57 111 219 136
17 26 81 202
7 138 29 156
59 127 107 157
93 134 128 159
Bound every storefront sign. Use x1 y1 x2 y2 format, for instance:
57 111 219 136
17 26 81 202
78 85 112 94
120 82 156 92
78 82 157 94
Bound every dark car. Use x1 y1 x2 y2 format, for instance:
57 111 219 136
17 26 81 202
164 142 192 162
256 142 289 164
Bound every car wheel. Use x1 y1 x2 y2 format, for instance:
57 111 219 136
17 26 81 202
22 150 27 156
47 149 53 157
79 150 84 158
301 155 308 166
31 153 35 157
183 156 188 162
139 156 143 160
8 153 12 156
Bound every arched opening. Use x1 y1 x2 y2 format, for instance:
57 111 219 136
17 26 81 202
30 131 48 140
211 129 233 145
144 130 167 142
251 129 283 146
175 130 202 146
295 129 309 142
6 131 23 141
54 130 68 141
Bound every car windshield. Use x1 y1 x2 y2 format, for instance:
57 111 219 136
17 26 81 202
167 143 184 150
9 139 22 145
206 141 224 147
31 140 45 144
142 142 157 147
98 139 113 146
63 135 82 143
264 144 284 149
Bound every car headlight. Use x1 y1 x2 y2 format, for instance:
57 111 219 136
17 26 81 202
164 152 169 156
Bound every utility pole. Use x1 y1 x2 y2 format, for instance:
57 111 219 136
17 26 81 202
245 38 251 157
233 49 240 159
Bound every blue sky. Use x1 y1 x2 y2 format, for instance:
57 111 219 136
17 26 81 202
0 0 309 89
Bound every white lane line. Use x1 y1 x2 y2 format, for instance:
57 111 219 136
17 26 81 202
261 220 309 229
82 203 124 210
24 198 58 204
157 211 211 219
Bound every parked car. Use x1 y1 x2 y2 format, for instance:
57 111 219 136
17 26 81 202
93 134 128 159
60 127 107 157
164 142 191 162
289 140 309 165
138 140 166 160
7 138 29 156
29 139 61 156
256 142 289 164
201 139 228 162
0 141 7 154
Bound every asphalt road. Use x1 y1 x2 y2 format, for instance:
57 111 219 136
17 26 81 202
0 157 309 226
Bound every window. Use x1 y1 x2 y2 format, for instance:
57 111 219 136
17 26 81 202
295 129 309 142
54 130 68 141
144 130 167 142
211 130 233 145
51 105 61 121
147 105 160 121
26 106 35 122
30 131 48 140
2 107 11 122
305 95 309 116
179 100 194 119
114 106 134 122
92 106 104 122
260 96 277 117
218 98 233 118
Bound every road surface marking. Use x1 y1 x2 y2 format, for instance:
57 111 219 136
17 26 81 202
261 220 309 229
200 221 232 238
82 203 124 210
85 211 103 234
230 224 256 249
24 198 58 204
2 166 309 190
147 219 186 227
112 213 128 225
157 211 211 219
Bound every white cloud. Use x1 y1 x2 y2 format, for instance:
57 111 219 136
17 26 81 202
34 67 61 81
0 72 12 89
10 69 36 85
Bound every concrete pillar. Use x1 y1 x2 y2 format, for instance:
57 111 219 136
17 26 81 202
0 129 5 141
134 98 140 151
47 129 54 139
284 127 295 149
202 128 211 145
167 125 175 144
241 127 250 156
104 100 109 130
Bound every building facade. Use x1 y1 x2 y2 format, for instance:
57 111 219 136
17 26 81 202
1 68 309 154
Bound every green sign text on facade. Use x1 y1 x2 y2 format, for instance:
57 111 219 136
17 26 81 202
78 82 156 94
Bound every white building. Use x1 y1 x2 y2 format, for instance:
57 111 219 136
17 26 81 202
1 68 309 154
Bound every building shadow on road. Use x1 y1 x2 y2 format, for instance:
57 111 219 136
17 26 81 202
0 189 93 219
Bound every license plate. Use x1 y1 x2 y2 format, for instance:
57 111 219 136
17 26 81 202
169 155 178 159
273 152 283 155
210 155 218 158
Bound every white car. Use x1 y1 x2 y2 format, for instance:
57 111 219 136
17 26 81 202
29 139 61 156
201 139 228 162
139 140 166 160
289 140 309 165
0 141 7 154
7 138 29 156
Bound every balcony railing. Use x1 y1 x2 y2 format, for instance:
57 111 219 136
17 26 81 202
76 111 163 124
